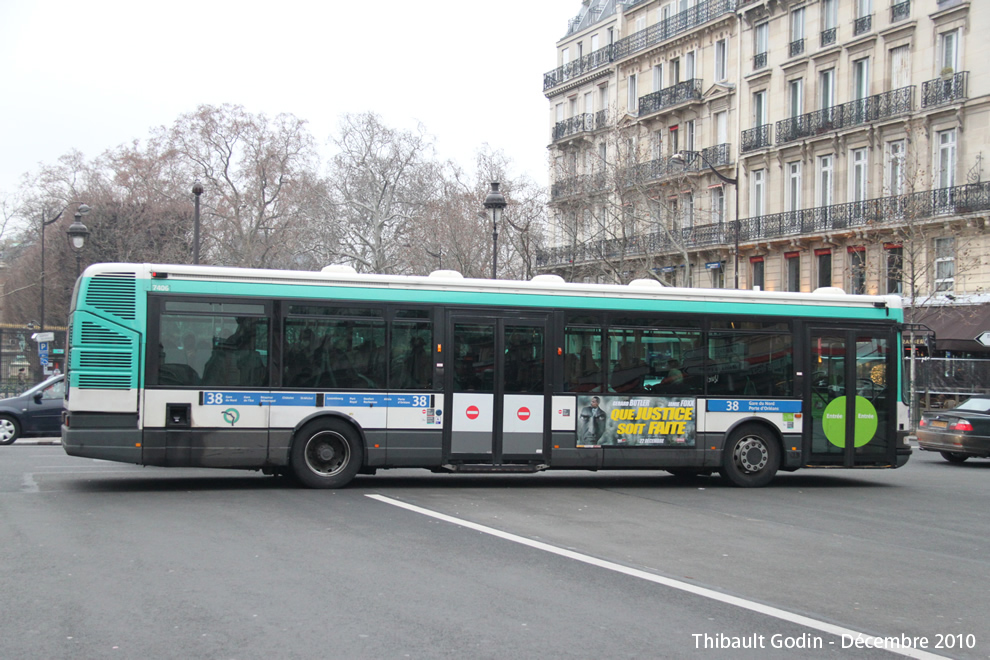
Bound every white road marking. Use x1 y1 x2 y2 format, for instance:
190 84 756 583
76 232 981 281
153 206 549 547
367 494 946 660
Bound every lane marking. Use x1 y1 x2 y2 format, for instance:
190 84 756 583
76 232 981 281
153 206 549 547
367 494 946 660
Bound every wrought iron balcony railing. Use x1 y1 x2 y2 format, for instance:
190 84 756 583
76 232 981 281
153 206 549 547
612 0 736 61
550 144 733 200
740 124 772 153
891 1 910 22
537 181 990 268
552 110 610 142
821 28 836 47
753 51 767 70
543 44 614 91
775 86 914 146
789 38 805 58
638 79 703 116
922 72 968 108
854 14 872 35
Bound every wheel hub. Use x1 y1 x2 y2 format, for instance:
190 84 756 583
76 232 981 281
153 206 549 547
737 438 769 473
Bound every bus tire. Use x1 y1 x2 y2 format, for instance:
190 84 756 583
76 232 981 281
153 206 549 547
0 415 21 444
720 424 780 488
939 451 969 464
290 419 363 489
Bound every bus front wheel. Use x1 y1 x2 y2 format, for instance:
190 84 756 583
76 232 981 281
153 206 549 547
720 424 780 488
291 420 363 489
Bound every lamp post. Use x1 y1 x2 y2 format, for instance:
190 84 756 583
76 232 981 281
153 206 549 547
66 211 91 277
192 182 204 264
39 203 90 333
673 151 741 289
483 182 507 279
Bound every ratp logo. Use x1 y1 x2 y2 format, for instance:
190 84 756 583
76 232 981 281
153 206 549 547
222 408 240 426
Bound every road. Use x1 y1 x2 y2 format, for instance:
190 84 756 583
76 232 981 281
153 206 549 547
1 441 987 659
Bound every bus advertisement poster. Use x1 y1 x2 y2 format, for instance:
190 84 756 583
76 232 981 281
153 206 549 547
577 395 696 447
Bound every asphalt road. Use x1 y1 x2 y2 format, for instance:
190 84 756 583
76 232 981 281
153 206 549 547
1 441 987 659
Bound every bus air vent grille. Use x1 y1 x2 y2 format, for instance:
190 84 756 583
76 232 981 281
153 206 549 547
80 321 131 345
78 352 133 369
77 374 133 390
85 272 137 321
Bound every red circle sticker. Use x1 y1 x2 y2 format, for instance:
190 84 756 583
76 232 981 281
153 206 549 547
465 405 480 420
517 407 531 421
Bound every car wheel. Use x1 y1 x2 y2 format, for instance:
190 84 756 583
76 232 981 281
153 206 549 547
939 451 969 464
290 419 363 489
720 424 780 488
0 415 21 445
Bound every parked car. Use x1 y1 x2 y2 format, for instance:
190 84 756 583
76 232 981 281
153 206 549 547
917 395 990 463
0 375 65 444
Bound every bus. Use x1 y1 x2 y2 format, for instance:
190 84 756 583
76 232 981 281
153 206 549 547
62 263 912 488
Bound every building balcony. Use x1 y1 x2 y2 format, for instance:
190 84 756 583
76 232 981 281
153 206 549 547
550 172 608 200
638 79 703 116
891 0 910 22
611 0 736 62
538 181 990 268
854 14 872 35
753 51 767 71
922 72 968 109
820 28 836 47
789 38 805 58
774 86 914 146
740 124 772 153
552 110 610 142
543 44 614 92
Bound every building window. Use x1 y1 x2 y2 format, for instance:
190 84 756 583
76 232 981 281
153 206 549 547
754 23 768 69
685 50 696 80
715 38 728 82
790 8 805 56
821 0 837 45
627 74 638 114
816 249 832 289
786 252 801 292
885 244 903 295
890 45 911 90
817 154 834 207
819 68 835 110
710 262 725 289
683 192 694 228
848 246 866 294
753 90 767 127
599 83 609 114
711 186 725 224
751 257 765 291
934 237 955 292
886 140 906 196
939 29 959 76
852 148 869 202
653 63 664 92
789 79 803 117
751 169 766 217
670 126 679 155
853 57 870 101
787 161 802 212
714 111 728 145
685 120 695 152
937 129 957 189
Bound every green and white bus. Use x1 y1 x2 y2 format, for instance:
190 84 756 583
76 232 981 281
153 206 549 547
62 263 912 488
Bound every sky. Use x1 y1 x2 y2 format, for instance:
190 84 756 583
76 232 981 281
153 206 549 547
0 0 580 199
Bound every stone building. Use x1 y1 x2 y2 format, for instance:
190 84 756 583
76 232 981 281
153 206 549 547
540 0 989 355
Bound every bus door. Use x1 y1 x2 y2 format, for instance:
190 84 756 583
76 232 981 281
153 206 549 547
445 313 549 464
806 327 894 466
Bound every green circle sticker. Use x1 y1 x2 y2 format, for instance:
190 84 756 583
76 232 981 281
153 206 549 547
822 396 878 448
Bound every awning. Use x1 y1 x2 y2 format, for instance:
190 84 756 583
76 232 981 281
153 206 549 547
909 304 990 352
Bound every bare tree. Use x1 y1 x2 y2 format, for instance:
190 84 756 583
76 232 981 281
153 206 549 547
164 104 324 268
326 113 443 274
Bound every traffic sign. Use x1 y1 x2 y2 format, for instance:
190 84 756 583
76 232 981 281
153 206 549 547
976 331 990 347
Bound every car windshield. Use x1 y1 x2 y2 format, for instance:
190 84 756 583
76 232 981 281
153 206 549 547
954 398 990 413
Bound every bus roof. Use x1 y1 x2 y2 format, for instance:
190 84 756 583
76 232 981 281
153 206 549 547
80 262 903 317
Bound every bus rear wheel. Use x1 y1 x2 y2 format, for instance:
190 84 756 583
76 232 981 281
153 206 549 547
720 424 780 488
291 420 363 489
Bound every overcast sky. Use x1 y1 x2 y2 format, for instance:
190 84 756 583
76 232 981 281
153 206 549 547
0 0 579 198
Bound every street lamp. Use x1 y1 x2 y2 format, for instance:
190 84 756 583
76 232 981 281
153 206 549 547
66 211 91 277
192 181 204 264
672 150 741 289
483 182 507 279
39 203 89 333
